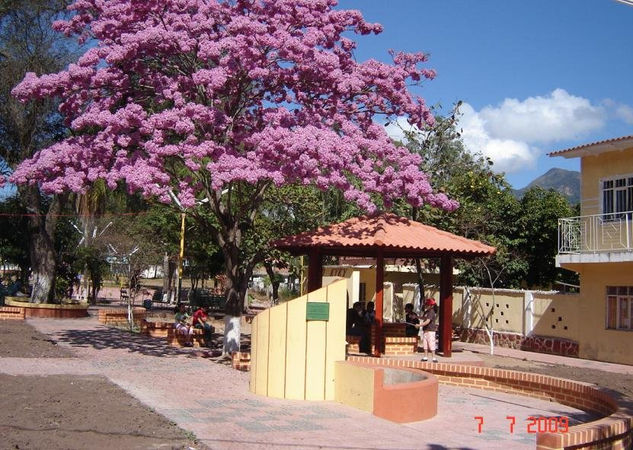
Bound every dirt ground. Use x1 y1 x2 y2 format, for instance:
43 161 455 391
474 351 633 405
0 320 204 450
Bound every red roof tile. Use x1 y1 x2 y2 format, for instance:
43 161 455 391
273 213 495 257
548 135 633 157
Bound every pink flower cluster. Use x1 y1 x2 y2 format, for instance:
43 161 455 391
11 0 458 213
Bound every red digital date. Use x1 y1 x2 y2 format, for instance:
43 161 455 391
474 416 570 433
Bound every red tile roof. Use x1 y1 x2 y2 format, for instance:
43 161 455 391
273 213 495 257
548 135 633 157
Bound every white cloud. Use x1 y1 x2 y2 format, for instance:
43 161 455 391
615 104 633 125
459 103 538 173
384 116 422 143
458 89 608 174
478 89 605 143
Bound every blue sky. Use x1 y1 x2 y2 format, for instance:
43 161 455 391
339 0 633 188
2 0 631 200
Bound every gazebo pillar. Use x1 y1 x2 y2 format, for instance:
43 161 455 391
374 249 384 356
307 248 323 292
439 254 453 357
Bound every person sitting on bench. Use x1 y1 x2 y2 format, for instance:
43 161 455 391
174 303 194 347
192 305 214 347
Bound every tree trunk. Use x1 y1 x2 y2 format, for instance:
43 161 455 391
23 187 61 304
264 261 280 305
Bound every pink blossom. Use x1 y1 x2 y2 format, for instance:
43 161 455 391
10 0 458 215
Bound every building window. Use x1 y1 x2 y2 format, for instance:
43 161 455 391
606 286 633 330
602 176 633 219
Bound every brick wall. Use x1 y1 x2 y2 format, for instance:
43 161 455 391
0 306 26 320
232 352 251 371
98 308 146 326
347 323 418 356
460 328 579 358
349 356 632 450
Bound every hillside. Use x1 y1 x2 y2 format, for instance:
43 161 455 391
513 168 580 204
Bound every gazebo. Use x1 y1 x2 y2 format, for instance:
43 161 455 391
273 213 496 357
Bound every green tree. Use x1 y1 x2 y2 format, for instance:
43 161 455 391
395 108 529 289
518 186 577 289
0 0 73 302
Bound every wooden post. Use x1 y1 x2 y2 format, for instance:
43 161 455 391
439 254 453 357
374 249 384 356
307 249 323 293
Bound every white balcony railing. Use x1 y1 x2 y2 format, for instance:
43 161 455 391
558 212 633 254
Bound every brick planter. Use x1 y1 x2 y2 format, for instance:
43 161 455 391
5 298 89 318
98 307 146 326
349 356 633 450
0 306 26 320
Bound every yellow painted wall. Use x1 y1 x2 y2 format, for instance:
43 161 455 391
334 361 375 412
531 293 581 342
568 262 633 364
580 148 633 216
453 288 525 333
250 279 347 400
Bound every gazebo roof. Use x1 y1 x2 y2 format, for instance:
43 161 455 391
273 213 496 258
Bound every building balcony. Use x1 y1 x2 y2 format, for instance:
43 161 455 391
557 212 633 265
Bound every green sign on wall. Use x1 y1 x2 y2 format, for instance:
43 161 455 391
306 302 330 321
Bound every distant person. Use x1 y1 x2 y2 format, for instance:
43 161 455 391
192 305 214 347
417 298 438 363
174 303 193 346
404 303 419 337
346 301 370 353
364 301 376 325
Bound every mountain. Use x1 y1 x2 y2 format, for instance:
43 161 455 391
513 168 580 204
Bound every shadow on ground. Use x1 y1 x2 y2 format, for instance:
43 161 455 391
55 327 207 358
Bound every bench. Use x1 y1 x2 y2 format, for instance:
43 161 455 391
347 323 419 355
140 320 173 338
166 327 206 348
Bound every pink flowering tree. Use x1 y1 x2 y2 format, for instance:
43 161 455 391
11 0 457 352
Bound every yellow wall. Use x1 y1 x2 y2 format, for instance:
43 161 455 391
531 293 581 342
250 279 347 400
567 262 633 364
334 361 375 412
580 147 633 216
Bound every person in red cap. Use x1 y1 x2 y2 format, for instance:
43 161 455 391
417 298 438 362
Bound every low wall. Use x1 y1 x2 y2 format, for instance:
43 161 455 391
5 298 89 318
349 356 632 450
335 361 438 423
98 307 146 326
0 306 26 320
460 329 579 357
